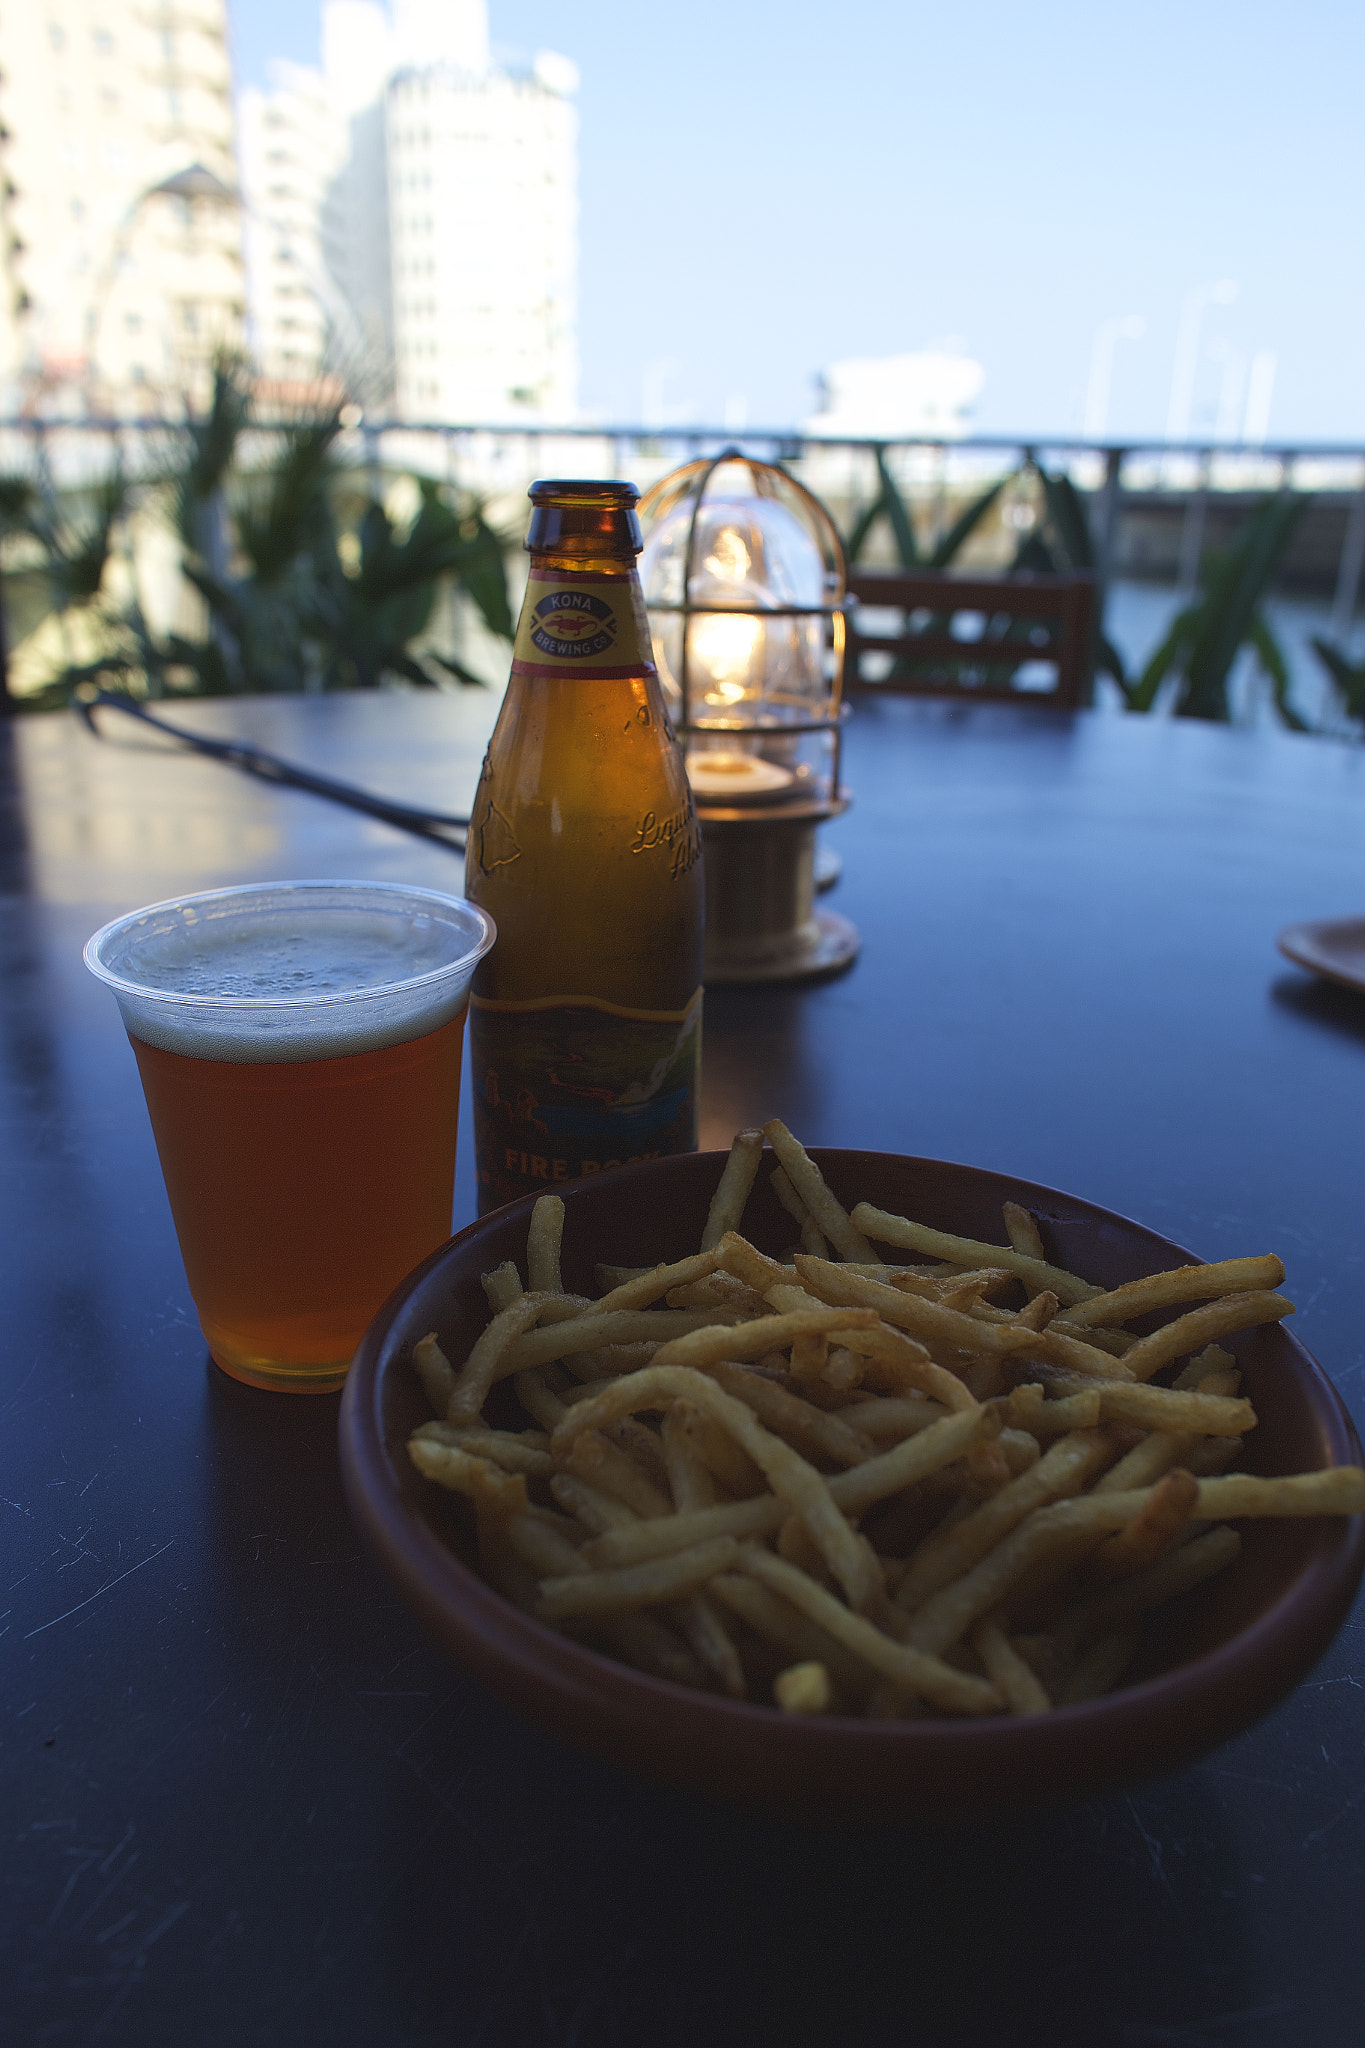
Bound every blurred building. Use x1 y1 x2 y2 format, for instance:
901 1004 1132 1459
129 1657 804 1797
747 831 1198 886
387 2 578 423
238 1 579 424
0 0 244 417
806 351 985 440
238 2 393 403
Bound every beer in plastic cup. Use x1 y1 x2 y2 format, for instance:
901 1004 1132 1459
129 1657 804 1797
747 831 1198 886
85 881 496 1393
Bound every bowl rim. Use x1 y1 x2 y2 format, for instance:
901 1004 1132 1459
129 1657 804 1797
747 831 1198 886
339 1149 1365 1797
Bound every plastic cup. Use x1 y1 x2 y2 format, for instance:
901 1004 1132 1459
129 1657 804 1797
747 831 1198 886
85 880 496 1393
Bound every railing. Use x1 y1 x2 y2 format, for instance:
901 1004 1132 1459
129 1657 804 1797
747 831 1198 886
4 419 1364 707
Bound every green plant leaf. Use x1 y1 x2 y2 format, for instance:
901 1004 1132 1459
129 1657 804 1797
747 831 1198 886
928 478 1006 569
425 649 491 689
1175 493 1305 720
1034 467 1096 572
1310 634 1365 721
843 493 885 565
1128 604 1201 713
875 447 920 568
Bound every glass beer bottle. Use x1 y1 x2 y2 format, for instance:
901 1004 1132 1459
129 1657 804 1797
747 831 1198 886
465 479 704 1212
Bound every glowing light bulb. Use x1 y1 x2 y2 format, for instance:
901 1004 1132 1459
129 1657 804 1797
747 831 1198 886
690 612 762 706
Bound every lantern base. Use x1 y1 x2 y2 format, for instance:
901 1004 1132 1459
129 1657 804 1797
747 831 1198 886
699 795 860 986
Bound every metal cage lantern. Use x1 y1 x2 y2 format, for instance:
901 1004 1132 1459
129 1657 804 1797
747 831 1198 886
639 451 859 984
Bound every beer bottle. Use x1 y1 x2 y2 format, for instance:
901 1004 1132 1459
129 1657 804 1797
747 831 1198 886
465 479 704 1212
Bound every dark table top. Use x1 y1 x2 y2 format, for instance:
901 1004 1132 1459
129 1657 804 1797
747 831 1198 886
4 691 1365 2048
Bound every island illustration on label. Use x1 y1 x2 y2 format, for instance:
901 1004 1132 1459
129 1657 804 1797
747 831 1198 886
468 988 702 1208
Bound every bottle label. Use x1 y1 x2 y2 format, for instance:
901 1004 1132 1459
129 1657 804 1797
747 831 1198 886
469 987 702 1210
511 570 655 681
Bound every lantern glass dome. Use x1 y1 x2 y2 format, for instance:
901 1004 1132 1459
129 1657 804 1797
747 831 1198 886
638 455 847 805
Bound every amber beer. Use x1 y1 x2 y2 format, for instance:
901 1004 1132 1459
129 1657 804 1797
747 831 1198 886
84 883 495 1393
465 480 704 1211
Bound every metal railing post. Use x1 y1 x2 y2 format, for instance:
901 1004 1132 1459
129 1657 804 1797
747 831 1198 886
1330 487 1365 643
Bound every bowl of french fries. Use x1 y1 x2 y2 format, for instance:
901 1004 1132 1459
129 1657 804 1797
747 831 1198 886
339 1123 1365 1820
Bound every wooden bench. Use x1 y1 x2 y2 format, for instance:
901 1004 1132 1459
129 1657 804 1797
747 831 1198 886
843 567 1096 709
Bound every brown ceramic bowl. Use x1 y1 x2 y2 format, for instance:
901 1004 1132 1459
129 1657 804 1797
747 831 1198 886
338 1151 1365 1822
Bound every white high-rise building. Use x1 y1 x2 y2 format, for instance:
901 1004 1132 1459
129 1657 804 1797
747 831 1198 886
387 1 578 422
238 1 578 424
238 2 394 399
0 0 244 415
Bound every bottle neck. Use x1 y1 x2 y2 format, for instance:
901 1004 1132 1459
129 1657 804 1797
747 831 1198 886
527 548 639 579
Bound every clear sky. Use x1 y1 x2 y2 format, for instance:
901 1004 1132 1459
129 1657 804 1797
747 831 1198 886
227 0 1365 443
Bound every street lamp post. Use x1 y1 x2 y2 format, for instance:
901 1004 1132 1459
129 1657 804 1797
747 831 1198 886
1166 279 1238 444
1084 315 1145 441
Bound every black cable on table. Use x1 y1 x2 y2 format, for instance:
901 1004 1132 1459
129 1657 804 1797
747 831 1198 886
77 690 469 852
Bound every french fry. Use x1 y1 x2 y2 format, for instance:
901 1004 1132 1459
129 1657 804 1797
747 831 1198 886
1195 1468 1365 1517
446 1292 560 1419
1002 1201 1046 1263
1005 1383 1102 1435
1060 1256 1288 1330
412 1419 553 1477
771 1165 830 1259
1011 1289 1059 1332
972 1614 1051 1714
675 1595 747 1697
552 1364 881 1611
839 1322 981 1412
737 1546 1001 1715
974 1299 1135 1356
774 1662 834 1714
650 1304 880 1373
527 1194 565 1294
669 1403 766 1498
1054 1626 1141 1705
1082 1468 1199 1587
701 1128 765 1251
413 1332 457 1415
561 1430 673 1520
1172 1344 1239 1390
668 1271 769 1317
585 1494 787 1568
839 1396 949 1442
494 1307 734 1384
794 1255 1043 1364
514 1366 569 1431
583 1404 997 1571
1046 1524 1244 1655
587 1611 707 1687
590 1250 724 1316
895 1428 1115 1614
407 1436 529 1516
1117 1292 1295 1382
762 1120 876 1262
537 1537 744 1619
850 1204 1102 1307
661 1402 718 1512
482 1260 524 1312
998 1427 1043 1475
548 1471 637 1533
714 1231 796 1293
709 1573 873 1700
790 1331 831 1382
1023 1324 1136 1381
1002 1358 1256 1435
905 1488 1156 1656
692 1359 876 1468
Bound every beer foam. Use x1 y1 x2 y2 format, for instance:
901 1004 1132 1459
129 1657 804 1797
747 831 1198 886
86 884 496 1064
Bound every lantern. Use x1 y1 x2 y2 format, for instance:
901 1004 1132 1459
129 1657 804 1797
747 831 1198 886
639 451 858 984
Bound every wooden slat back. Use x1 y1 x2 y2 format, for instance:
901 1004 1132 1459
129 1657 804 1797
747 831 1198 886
844 568 1096 709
